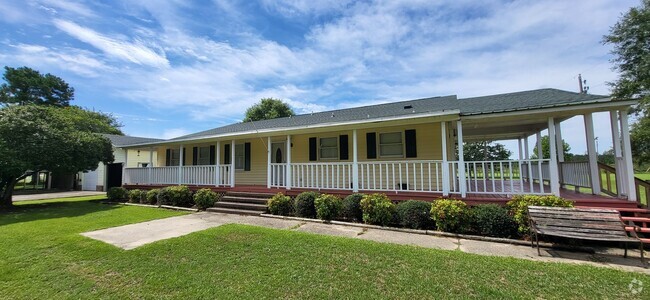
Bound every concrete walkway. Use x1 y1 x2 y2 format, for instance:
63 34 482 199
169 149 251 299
13 191 105 202
82 212 649 274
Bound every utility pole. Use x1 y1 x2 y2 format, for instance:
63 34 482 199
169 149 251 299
578 74 589 94
578 74 583 93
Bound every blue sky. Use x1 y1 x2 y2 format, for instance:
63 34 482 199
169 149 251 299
0 0 638 156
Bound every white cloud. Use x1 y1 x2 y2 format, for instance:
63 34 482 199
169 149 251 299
39 0 96 17
162 128 191 139
3 43 110 77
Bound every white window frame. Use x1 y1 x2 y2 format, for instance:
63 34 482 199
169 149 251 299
170 149 180 166
197 146 211 165
319 137 338 160
235 144 245 170
379 132 404 158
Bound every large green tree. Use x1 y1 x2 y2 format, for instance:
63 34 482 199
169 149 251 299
0 66 74 107
530 136 573 160
463 141 512 161
243 98 295 122
630 116 650 167
0 105 120 208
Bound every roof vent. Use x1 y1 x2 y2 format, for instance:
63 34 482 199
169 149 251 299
331 113 335 118
404 105 413 109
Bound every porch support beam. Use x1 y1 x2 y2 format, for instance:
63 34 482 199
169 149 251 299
609 110 624 197
554 121 564 162
620 110 637 201
441 121 449 196
267 136 272 189
178 145 184 185
584 113 601 195
536 132 543 160
215 141 220 186
148 147 153 184
286 135 292 190
524 136 530 159
352 129 359 192
124 149 128 185
457 120 466 198
230 140 235 187
517 138 523 160
547 117 561 196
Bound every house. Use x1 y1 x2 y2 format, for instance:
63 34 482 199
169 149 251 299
121 88 645 212
80 134 162 191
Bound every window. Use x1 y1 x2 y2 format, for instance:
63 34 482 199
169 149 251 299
379 132 403 157
235 144 245 170
197 146 211 165
170 149 180 166
319 137 338 159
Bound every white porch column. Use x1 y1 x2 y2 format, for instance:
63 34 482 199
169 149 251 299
123 149 128 185
267 136 272 188
554 121 564 162
178 145 184 185
536 132 543 159
286 135 292 190
620 110 637 201
352 129 359 192
457 120 466 198
517 138 523 160
584 113 601 195
524 136 530 159
610 111 624 197
230 140 235 187
148 147 153 184
547 118 561 196
441 121 450 196
215 141 220 186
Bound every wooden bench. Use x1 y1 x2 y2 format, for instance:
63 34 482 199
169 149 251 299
527 206 644 260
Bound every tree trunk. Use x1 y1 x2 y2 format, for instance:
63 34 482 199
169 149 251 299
0 178 17 209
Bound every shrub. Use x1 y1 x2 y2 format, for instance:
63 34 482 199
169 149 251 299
430 199 468 233
341 193 364 221
157 185 193 207
294 191 319 218
106 187 128 202
128 189 146 203
396 200 433 229
506 195 573 235
194 189 219 210
268 193 293 216
469 204 518 238
314 194 342 221
145 189 160 205
360 193 395 226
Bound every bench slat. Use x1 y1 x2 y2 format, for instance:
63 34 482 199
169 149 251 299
534 225 627 236
534 230 637 242
528 206 619 214
533 219 625 230
529 213 621 222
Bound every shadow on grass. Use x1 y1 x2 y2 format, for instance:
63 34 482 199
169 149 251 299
0 199 119 227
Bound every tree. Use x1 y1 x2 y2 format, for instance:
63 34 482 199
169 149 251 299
631 116 650 167
0 66 74 107
243 98 295 122
530 136 573 160
0 105 120 208
463 141 512 161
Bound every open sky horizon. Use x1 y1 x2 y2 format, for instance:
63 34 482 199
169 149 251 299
0 0 639 157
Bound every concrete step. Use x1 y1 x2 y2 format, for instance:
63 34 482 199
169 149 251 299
206 207 265 216
221 195 269 204
215 201 267 210
225 191 276 199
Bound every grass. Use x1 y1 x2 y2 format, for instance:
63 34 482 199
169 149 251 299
1 197 649 299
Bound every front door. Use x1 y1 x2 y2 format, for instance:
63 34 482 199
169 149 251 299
271 142 286 185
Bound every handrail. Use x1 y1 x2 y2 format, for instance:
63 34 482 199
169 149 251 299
597 162 618 197
635 178 650 207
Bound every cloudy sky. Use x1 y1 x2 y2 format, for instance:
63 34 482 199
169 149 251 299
0 0 638 156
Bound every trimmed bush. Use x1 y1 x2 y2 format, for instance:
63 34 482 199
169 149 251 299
294 191 319 218
506 195 573 235
268 193 293 216
128 189 146 203
194 189 218 210
341 193 364 221
396 200 432 229
314 194 342 221
145 189 160 205
469 204 517 238
157 185 193 207
360 193 395 226
106 187 128 202
430 199 468 233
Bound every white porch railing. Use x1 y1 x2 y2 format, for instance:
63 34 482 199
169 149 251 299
270 163 286 187
217 165 231 186
559 161 591 188
123 167 151 184
182 166 215 185
291 162 353 190
124 165 231 186
460 159 551 195
358 160 446 192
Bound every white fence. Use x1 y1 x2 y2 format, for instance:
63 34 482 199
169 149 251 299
270 163 286 187
124 165 231 186
291 162 353 190
559 161 591 188
462 160 550 195
358 160 446 192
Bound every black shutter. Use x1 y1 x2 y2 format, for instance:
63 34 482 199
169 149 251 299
309 137 317 161
209 145 215 165
224 144 231 164
244 142 251 171
192 147 198 165
405 129 417 158
165 149 171 166
339 135 349 160
182 148 186 165
366 132 377 159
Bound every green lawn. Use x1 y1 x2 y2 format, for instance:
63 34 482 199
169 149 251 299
1 197 648 299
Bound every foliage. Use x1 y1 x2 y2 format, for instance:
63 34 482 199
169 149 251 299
107 187 128 202
603 0 650 113
157 185 194 207
395 200 433 229
314 194 342 221
0 66 74 107
340 193 364 221
243 98 295 122
193 189 219 210
463 141 512 161
430 199 468 233
631 116 650 167
294 191 319 218
506 195 573 235
267 193 293 216
145 189 160 205
360 193 396 226
469 204 518 238
530 136 573 160
128 189 146 203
